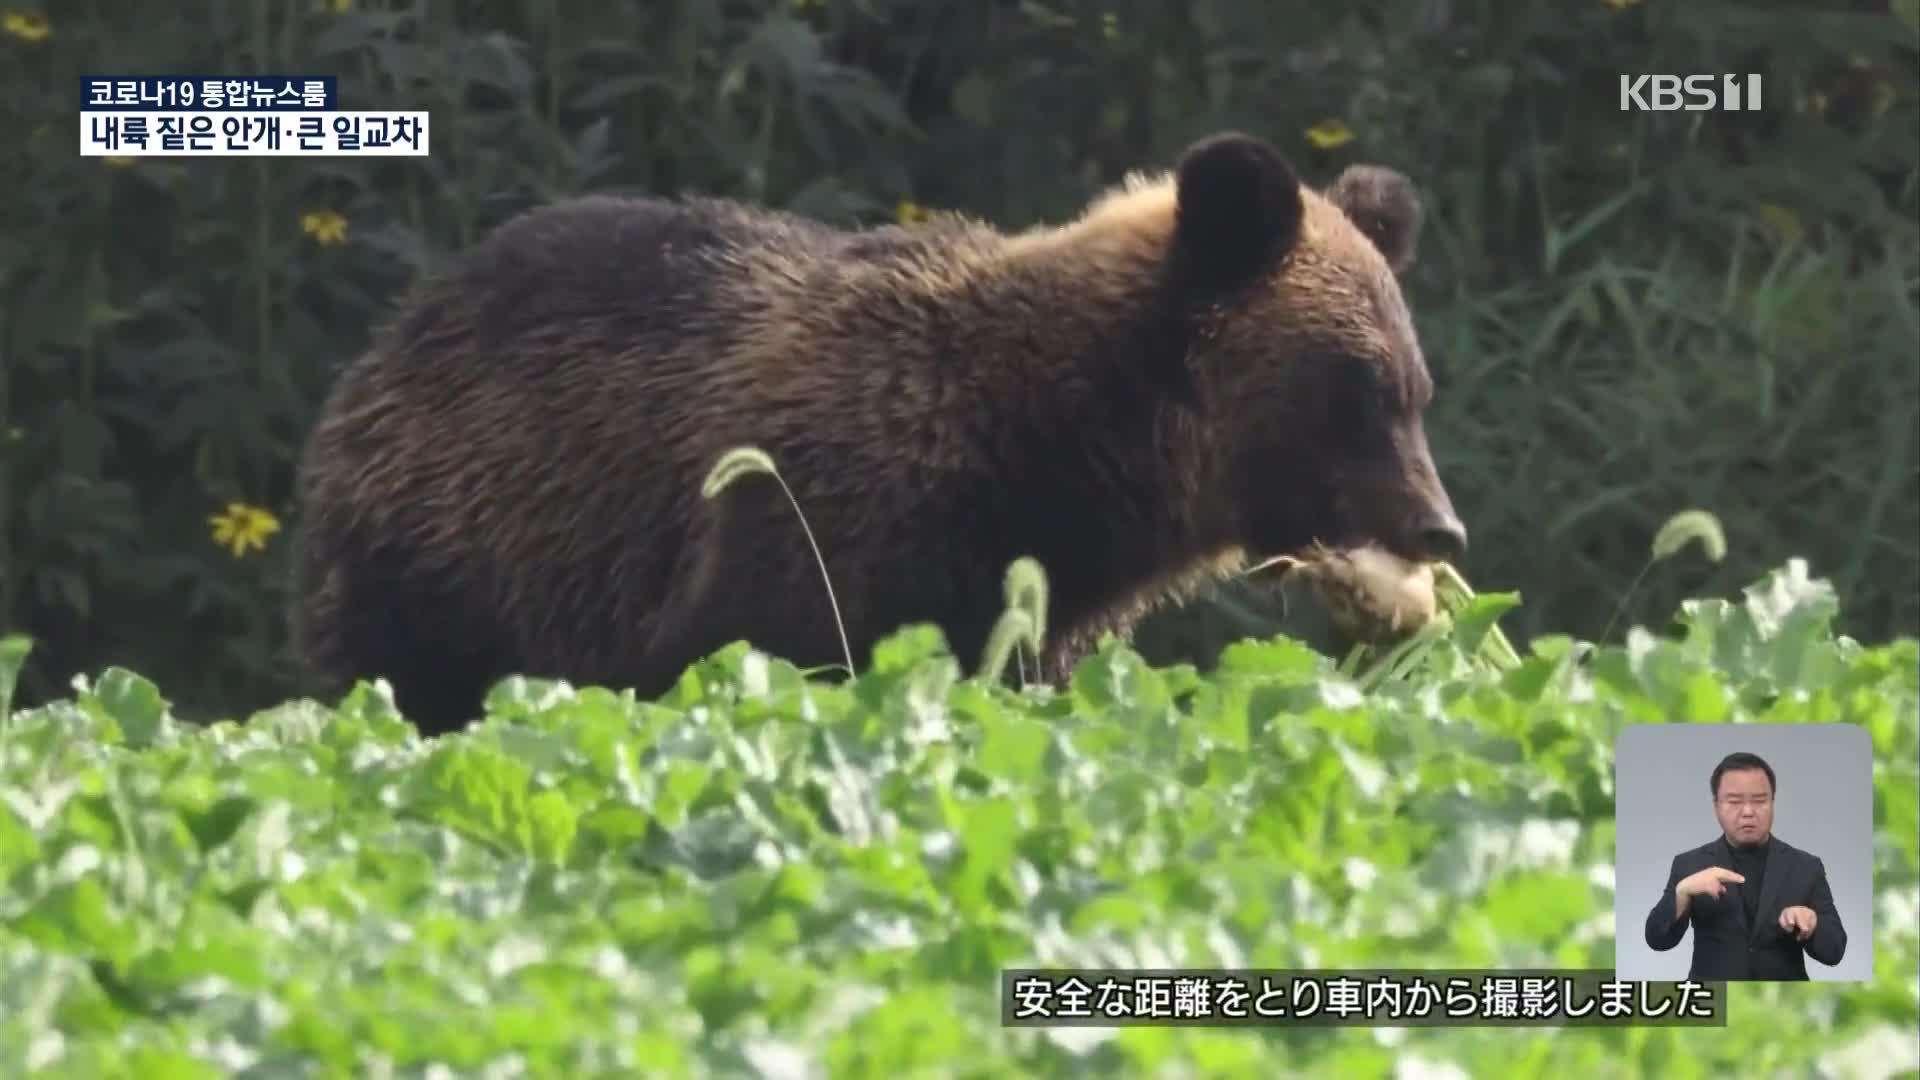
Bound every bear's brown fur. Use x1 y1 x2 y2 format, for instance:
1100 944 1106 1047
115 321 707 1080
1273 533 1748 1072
287 131 1467 735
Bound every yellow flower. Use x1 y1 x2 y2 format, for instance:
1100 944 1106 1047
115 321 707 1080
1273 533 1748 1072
327 0 353 11
104 155 134 167
209 502 281 558
1754 203 1803 247
895 200 930 225
1304 120 1354 150
301 209 348 246
1101 12 1118 40
1601 0 1642 9
2 10 50 41
1793 90 1830 116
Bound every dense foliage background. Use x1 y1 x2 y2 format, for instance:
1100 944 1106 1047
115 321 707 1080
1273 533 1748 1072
2 0 1916 723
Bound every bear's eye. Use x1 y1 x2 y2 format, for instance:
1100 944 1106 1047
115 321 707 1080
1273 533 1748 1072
1328 358 1389 434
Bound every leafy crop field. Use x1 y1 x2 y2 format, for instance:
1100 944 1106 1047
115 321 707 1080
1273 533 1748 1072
1 559 1915 1078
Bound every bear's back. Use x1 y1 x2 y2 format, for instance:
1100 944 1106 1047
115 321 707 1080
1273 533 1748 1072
371 197 797 376
361 193 968 393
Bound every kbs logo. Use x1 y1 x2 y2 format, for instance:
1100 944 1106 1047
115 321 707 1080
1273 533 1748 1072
1619 74 1763 112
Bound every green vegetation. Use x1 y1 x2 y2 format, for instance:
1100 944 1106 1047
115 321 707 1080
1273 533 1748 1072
2 558 1914 1076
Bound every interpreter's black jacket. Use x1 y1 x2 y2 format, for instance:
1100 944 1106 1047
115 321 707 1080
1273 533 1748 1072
1643 834 1847 982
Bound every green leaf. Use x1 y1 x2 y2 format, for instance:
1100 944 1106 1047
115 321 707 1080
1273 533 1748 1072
0 634 31 722
1450 591 1523 658
86 668 174 749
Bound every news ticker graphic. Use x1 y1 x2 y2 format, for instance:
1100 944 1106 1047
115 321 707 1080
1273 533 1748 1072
1000 969 1728 1027
78 76 427 158
83 75 339 111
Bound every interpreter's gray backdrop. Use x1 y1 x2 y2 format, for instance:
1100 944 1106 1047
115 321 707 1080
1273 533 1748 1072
1613 722 1874 982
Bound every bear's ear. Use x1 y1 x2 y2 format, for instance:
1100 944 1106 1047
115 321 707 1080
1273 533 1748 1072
1172 132 1304 292
1324 164 1423 273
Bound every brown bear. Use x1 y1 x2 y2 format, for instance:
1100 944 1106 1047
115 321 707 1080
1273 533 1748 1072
286 131 1468 736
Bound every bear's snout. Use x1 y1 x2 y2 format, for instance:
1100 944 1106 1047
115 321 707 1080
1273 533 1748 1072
1401 509 1468 564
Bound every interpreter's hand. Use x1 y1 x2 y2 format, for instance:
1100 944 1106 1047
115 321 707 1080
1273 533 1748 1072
1778 905 1817 941
1676 866 1745 901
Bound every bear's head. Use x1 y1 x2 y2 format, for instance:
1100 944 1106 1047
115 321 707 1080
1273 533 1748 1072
1165 130 1467 571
